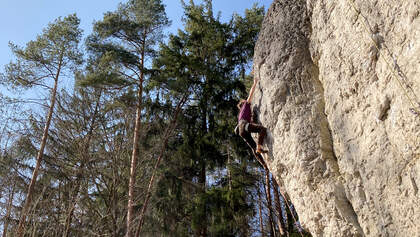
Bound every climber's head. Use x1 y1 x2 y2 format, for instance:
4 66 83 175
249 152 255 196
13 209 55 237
237 99 246 110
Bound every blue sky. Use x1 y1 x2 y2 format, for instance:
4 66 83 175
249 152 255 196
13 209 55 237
0 0 273 71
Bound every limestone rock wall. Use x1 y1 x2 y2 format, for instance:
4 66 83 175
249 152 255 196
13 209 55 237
253 0 420 236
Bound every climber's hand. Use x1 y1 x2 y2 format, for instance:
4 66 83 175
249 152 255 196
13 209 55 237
253 76 259 84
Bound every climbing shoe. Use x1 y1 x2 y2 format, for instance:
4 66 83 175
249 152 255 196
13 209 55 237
256 148 268 154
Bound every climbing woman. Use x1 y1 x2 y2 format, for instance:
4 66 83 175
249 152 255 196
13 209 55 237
236 71 268 156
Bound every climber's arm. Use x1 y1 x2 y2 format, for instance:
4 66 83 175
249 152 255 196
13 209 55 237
247 75 259 103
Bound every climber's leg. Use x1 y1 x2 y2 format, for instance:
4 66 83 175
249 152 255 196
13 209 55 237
247 123 267 153
240 131 268 168
238 119 268 156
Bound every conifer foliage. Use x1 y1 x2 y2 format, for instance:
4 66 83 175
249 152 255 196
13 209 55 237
84 0 170 235
1 14 83 236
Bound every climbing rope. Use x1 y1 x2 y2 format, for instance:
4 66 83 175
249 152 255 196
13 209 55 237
258 154 305 237
280 190 304 237
346 0 420 116
271 173 304 237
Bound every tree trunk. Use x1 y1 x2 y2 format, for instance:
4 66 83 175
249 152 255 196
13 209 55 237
197 96 207 237
2 184 15 237
264 170 275 237
199 162 207 237
127 40 146 237
135 96 187 237
16 60 62 237
28 185 47 237
272 176 286 236
257 182 265 237
63 194 78 237
227 148 232 191
62 92 101 237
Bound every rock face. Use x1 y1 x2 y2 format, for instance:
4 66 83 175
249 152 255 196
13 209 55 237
253 0 420 236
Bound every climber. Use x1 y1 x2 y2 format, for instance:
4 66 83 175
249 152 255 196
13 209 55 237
236 70 268 158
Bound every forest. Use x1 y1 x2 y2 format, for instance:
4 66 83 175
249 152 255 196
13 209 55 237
0 0 310 236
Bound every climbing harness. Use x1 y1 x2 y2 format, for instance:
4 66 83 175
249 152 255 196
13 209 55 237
346 0 420 116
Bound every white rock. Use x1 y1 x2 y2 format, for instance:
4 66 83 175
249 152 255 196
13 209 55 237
253 0 420 236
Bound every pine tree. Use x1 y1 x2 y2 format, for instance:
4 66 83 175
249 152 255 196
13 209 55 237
84 1 170 235
0 1 290 236
1 14 83 236
148 1 266 235
49 87 103 237
42 85 133 236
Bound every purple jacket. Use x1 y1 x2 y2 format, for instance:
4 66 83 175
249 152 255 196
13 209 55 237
238 102 251 123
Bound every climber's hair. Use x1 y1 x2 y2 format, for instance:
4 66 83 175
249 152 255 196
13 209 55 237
237 99 247 110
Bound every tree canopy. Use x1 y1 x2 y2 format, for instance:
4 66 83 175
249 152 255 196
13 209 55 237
0 1 311 237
